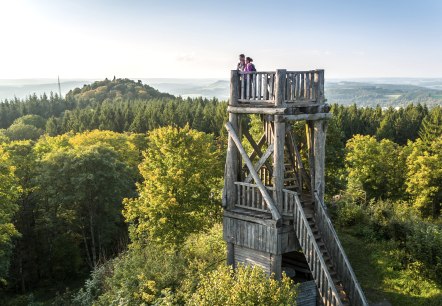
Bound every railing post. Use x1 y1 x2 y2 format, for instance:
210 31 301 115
316 69 325 103
274 69 286 106
223 70 239 210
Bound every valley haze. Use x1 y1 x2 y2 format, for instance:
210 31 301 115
1 77 442 108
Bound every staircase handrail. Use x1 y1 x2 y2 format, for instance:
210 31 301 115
314 192 369 306
289 190 344 306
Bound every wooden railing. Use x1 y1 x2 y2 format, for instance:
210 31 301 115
289 190 344 306
239 71 275 102
235 182 271 213
234 183 295 217
281 189 296 216
314 192 369 306
285 70 323 102
237 70 324 105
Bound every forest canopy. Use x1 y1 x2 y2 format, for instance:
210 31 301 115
0 78 441 305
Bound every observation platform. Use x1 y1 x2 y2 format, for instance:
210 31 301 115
229 69 330 120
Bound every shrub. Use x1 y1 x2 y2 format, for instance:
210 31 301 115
188 264 298 306
332 199 366 227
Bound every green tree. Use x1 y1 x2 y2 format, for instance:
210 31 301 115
3 123 43 141
2 140 39 292
419 106 442 143
188 264 298 306
325 117 346 196
345 135 406 200
37 144 135 268
406 138 442 218
45 116 59 136
0 146 19 284
12 114 46 130
124 125 223 248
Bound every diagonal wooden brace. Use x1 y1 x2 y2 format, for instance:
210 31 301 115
243 129 274 174
244 145 274 183
225 122 282 225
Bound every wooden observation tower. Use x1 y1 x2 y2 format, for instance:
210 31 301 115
222 69 368 306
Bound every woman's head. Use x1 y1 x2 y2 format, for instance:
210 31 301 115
246 57 253 63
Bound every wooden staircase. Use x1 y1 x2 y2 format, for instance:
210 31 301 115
304 205 350 305
290 191 368 306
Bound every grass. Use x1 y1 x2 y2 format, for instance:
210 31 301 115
338 229 442 306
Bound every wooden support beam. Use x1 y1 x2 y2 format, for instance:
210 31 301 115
223 70 239 209
243 129 273 175
273 70 286 212
284 134 301 191
225 122 282 225
286 126 311 191
306 121 315 196
247 133 266 161
314 120 328 207
273 116 285 211
244 145 274 183
224 210 279 227
227 243 235 267
284 112 331 121
271 254 282 280
227 106 286 115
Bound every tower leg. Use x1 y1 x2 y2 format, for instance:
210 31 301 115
227 242 235 267
273 115 285 209
271 254 282 280
314 120 328 204
223 70 239 210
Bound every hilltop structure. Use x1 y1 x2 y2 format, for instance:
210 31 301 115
223 69 368 306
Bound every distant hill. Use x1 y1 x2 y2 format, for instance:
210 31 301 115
66 78 175 103
0 79 92 100
325 81 442 107
147 79 229 100
2 77 442 107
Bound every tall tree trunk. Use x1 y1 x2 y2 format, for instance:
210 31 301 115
89 208 97 267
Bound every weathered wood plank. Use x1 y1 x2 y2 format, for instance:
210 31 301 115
227 106 286 115
284 112 332 121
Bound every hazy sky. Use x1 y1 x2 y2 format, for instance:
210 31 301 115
1 0 441 79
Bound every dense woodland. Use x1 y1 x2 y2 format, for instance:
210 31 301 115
1 78 442 305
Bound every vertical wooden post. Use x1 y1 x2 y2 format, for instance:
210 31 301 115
314 120 328 206
225 70 239 267
306 121 315 197
316 69 325 103
274 69 286 107
271 254 282 280
223 70 239 211
227 242 235 267
273 69 286 211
